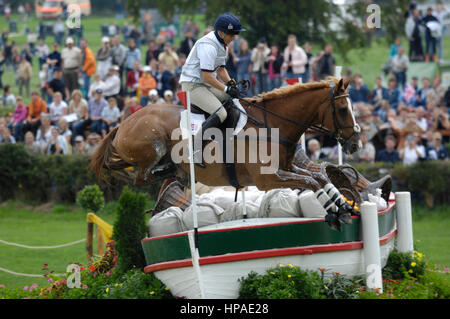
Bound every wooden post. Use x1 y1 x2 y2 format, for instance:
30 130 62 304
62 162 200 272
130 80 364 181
86 222 93 262
96 226 104 256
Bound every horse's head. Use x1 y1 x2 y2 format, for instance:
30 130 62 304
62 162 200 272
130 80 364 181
320 78 362 154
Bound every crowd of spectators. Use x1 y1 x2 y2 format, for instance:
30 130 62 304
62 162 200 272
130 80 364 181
0 3 449 166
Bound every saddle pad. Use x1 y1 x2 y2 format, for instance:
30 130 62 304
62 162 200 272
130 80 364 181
179 100 247 139
232 98 248 135
180 111 205 139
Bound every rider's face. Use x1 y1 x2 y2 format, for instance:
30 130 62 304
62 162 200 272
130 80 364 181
220 32 237 45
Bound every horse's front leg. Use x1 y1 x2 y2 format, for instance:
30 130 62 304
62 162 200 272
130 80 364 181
254 169 341 230
290 163 329 188
276 169 354 231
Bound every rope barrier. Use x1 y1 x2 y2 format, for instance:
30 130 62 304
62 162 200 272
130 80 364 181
0 266 46 278
0 238 85 249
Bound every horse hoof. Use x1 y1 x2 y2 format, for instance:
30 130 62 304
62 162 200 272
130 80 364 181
325 213 342 232
338 212 352 225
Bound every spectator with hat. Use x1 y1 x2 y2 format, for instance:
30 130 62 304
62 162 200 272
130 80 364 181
96 37 112 80
73 135 87 154
61 37 82 95
138 65 156 106
147 89 165 105
102 65 121 100
163 90 174 104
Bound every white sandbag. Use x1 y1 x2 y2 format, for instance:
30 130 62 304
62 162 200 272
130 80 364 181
220 200 261 222
182 198 224 230
203 187 265 211
298 190 327 218
148 207 185 237
259 188 302 218
368 193 387 211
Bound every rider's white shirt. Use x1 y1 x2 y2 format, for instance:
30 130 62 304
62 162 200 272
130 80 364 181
180 31 228 85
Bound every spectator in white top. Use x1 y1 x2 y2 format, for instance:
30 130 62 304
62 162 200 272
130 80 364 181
282 34 308 83
399 133 425 165
163 90 174 104
36 39 49 70
101 97 121 137
48 92 68 124
148 89 165 105
88 73 106 98
103 65 121 99
354 130 376 163
46 126 68 155
415 106 428 132
61 37 82 95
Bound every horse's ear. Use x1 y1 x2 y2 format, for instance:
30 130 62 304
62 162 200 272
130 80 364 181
337 78 344 92
343 78 350 90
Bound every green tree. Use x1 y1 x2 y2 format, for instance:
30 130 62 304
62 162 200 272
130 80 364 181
112 186 148 273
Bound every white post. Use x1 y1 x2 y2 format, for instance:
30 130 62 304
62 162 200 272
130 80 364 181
335 66 343 166
395 192 414 253
241 188 247 219
185 91 205 299
297 77 307 151
360 201 383 293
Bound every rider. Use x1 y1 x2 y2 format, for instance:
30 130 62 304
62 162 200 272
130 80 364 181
180 12 245 168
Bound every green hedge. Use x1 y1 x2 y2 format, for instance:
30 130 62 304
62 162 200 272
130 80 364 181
0 144 448 205
0 143 162 204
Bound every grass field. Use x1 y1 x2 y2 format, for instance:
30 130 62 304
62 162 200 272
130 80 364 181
0 200 449 289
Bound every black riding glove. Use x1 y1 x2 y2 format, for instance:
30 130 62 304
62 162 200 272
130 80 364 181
227 79 237 87
225 85 240 98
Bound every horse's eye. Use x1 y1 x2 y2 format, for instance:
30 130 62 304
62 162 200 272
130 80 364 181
339 107 348 116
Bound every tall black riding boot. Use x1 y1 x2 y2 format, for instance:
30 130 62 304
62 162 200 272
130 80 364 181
193 113 222 168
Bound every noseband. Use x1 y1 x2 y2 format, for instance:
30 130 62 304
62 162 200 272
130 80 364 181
320 84 361 147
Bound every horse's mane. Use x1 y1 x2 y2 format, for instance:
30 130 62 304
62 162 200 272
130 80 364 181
249 76 339 102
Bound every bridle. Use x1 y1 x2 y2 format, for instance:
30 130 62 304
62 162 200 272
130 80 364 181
233 80 361 147
319 83 361 147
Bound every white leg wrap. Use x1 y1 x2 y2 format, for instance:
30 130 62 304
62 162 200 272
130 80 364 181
324 183 346 207
315 189 337 213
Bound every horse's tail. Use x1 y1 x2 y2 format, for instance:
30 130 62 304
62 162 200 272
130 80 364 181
89 126 130 183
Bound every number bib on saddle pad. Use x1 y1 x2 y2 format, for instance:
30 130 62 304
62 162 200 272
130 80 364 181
179 98 247 139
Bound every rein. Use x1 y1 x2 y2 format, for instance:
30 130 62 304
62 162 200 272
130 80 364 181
232 80 357 147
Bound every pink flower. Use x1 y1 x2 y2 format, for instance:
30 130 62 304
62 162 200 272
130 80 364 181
82 284 88 290
47 278 53 283
29 284 38 292
0 285 5 289
23 286 29 291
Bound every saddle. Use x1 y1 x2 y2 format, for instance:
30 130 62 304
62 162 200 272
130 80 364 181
191 99 244 189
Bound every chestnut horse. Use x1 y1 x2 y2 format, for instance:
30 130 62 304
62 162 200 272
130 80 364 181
90 77 362 230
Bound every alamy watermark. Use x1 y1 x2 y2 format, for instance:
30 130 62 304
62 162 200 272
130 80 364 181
171 127 280 174
366 4 381 29
66 4 81 29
